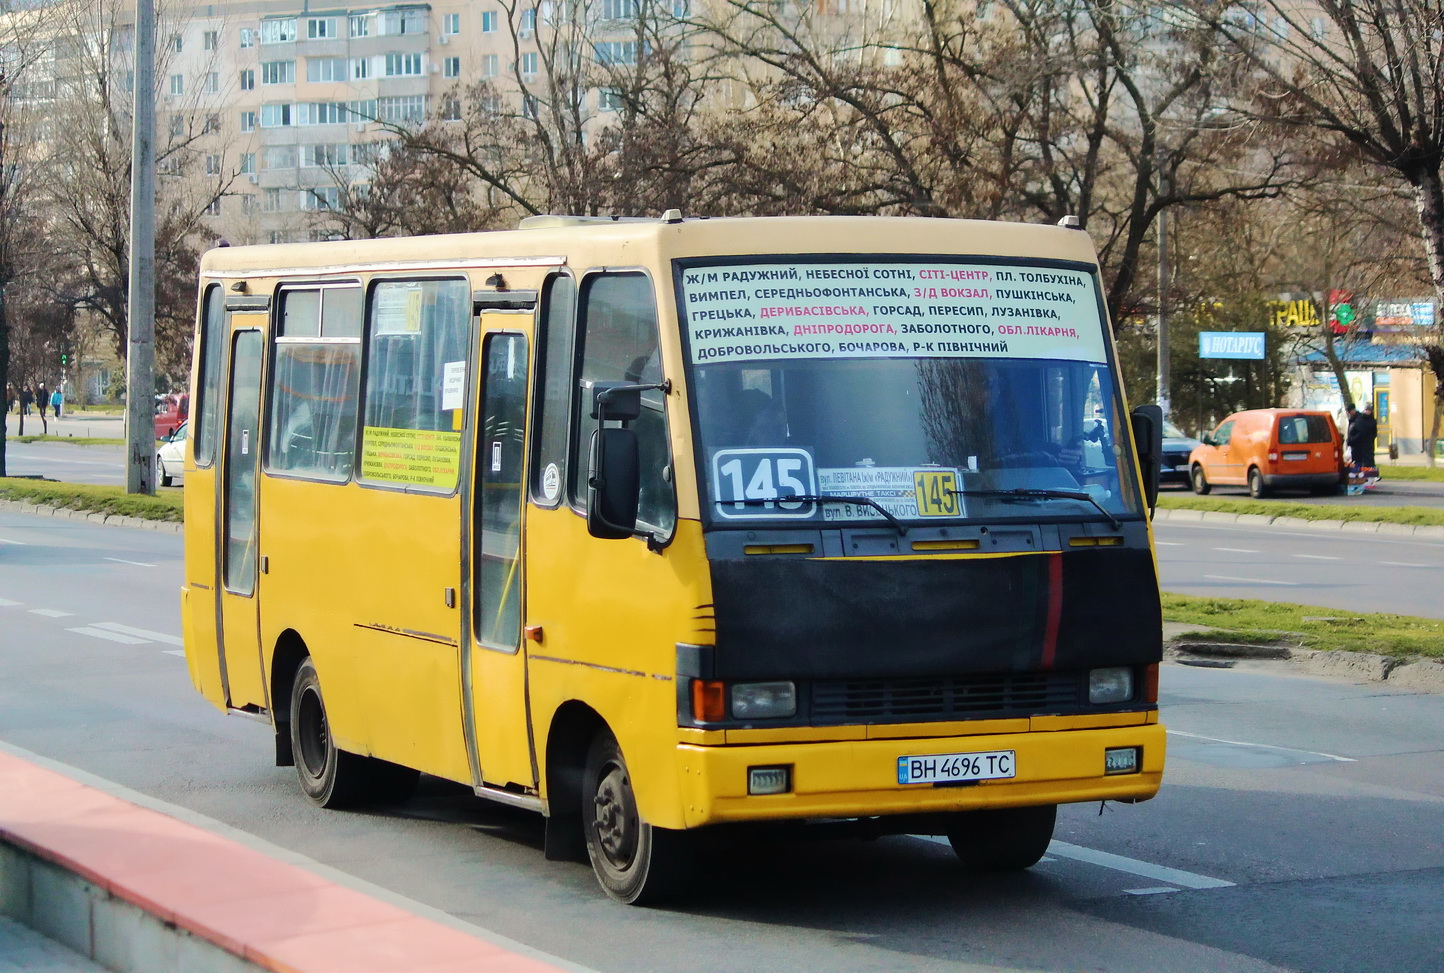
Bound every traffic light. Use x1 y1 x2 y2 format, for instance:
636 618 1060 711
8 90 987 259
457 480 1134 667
61 353 68 366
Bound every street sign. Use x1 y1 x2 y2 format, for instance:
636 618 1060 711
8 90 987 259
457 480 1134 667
1199 331 1265 360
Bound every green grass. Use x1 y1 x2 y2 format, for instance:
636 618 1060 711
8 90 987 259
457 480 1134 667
0 478 183 522
7 435 128 445
1163 592 1444 659
1371 464 1444 482
1157 494 1444 527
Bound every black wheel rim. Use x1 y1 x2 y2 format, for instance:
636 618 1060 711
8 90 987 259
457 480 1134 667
592 760 639 871
296 685 329 780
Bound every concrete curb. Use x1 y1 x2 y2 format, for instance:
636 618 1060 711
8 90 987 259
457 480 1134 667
0 498 181 533
1154 506 1444 539
1167 639 1444 694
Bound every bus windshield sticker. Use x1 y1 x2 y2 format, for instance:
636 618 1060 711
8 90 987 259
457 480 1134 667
541 462 561 501
361 426 463 488
373 284 424 335
814 466 966 522
441 360 466 411
680 260 1105 366
710 447 818 519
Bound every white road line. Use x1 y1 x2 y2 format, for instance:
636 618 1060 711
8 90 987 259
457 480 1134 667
90 622 183 646
0 538 26 545
1212 547 1260 554
105 557 157 568
1125 887 1182 896
1047 841 1234 889
1154 541 1183 547
0 598 20 607
29 608 73 618
66 626 151 645
1202 574 1299 586
1378 561 1430 568
162 649 185 657
1294 554 1342 560
1168 728 1355 763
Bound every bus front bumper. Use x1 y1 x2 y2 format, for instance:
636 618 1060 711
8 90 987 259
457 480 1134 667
675 723 1165 828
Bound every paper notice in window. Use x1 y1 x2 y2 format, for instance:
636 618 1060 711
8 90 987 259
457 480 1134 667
441 360 466 411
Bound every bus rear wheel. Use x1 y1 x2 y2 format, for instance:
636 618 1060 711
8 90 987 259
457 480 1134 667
582 731 692 904
946 804 1056 872
290 657 418 808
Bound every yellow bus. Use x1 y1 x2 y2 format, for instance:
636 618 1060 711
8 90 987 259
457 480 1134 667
182 214 1166 904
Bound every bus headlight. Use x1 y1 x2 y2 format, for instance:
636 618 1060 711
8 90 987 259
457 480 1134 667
730 681 797 719
1089 667 1134 704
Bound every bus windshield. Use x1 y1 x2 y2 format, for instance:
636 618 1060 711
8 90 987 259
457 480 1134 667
680 256 1145 528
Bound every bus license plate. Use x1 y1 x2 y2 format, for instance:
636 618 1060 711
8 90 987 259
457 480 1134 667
897 750 1015 785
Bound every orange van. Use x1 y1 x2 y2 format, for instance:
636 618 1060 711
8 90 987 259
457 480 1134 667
1189 409 1345 498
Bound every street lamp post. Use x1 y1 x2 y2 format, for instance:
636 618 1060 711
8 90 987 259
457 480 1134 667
126 0 156 494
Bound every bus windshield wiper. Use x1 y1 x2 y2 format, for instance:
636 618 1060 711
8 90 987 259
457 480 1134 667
952 488 1120 530
718 494 908 535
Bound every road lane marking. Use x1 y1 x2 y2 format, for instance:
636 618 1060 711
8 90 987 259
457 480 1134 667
67 626 150 645
29 608 73 617
1155 541 1183 546
0 598 20 607
1294 554 1341 560
1212 547 1260 554
1202 574 1299 586
1378 561 1429 568
1046 841 1235 889
1125 887 1182 895
0 538 26 545
105 557 157 568
1168 729 1355 763
90 622 183 646
162 649 185 657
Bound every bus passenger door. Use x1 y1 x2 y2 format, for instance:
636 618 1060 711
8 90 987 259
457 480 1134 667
217 329 268 709
465 326 535 791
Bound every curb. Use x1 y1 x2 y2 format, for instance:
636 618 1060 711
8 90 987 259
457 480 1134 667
1167 640 1444 694
0 498 181 533
1154 506 1444 539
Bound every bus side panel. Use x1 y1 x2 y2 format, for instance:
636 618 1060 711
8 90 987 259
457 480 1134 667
263 482 471 784
181 464 225 710
526 510 713 831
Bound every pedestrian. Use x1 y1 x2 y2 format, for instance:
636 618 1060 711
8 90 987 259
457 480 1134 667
4 383 13 414
1347 401 1378 469
35 382 47 419
50 386 62 419
20 385 32 416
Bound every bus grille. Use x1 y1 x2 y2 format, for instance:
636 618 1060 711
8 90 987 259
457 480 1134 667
809 672 1082 724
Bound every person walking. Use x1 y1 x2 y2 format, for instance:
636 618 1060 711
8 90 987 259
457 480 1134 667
1347 401 1378 469
4 383 13 415
35 382 48 419
50 386 63 419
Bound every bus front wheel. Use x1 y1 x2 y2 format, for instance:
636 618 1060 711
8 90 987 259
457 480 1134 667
946 804 1056 872
290 657 418 808
582 731 692 904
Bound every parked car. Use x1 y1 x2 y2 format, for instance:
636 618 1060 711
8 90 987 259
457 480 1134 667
154 393 189 440
1160 420 1202 487
156 421 186 487
1189 409 1345 498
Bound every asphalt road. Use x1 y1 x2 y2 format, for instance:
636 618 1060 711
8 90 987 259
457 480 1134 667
1 509 1441 972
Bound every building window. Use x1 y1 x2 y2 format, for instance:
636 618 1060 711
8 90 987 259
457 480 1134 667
204 114 221 133
297 101 353 125
350 14 371 37
352 57 371 79
481 54 499 78
263 188 284 212
170 114 185 137
380 9 426 34
672 0 689 16
384 52 423 76
241 195 255 214
204 72 219 95
308 17 338 39
302 144 348 167
240 110 257 132
300 186 341 211
205 154 222 175
481 10 497 32
443 56 460 78
262 61 296 85
240 153 256 174
377 95 426 123
264 145 298 169
594 41 637 65
520 7 536 33
169 74 184 96
602 0 637 20
598 87 623 111
261 18 297 44
440 96 461 120
443 12 460 34
171 35 182 53
308 57 347 82
520 51 538 76
261 103 294 127
206 198 221 217
240 27 255 48
203 30 219 51
240 69 255 90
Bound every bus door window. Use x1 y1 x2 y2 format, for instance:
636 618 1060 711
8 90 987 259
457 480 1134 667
224 331 263 594
571 273 674 534
529 274 576 508
474 333 528 650
268 286 362 480
193 286 226 467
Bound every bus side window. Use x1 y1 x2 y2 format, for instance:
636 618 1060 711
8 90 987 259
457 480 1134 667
529 273 575 507
268 287 362 481
570 273 675 534
193 284 226 467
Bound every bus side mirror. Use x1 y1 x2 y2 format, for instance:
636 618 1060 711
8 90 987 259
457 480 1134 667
588 427 640 539
1130 404 1163 516
590 381 642 422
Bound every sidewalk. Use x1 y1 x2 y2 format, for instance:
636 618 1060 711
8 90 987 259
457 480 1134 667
4 410 125 442
0 744 579 973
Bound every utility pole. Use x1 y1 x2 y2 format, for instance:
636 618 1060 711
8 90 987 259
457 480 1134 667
126 0 156 494
1155 166 1171 420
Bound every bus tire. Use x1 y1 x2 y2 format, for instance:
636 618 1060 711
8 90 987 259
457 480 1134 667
582 730 692 905
1190 465 1211 495
946 804 1056 872
291 657 388 809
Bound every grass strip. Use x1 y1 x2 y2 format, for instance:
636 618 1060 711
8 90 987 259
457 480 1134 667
1371 464 1444 482
1162 592 1444 659
1157 494 1444 527
0 478 182 522
7 435 128 445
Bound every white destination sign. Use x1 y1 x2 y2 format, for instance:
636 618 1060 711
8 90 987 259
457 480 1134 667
680 260 1107 366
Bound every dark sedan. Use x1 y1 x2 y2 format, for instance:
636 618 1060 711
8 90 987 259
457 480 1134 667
1160 420 1201 487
